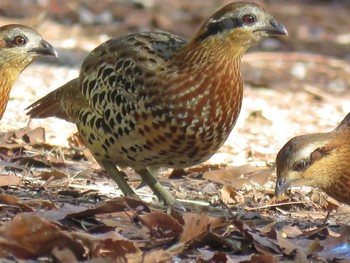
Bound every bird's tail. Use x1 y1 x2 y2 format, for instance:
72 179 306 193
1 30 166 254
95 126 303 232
26 79 78 122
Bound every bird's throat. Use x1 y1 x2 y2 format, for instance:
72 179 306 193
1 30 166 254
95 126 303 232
0 67 21 119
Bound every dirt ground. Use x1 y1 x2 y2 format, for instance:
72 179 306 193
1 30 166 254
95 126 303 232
0 0 350 262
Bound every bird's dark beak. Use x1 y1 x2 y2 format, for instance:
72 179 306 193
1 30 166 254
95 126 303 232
257 18 288 36
31 39 58 57
275 176 293 197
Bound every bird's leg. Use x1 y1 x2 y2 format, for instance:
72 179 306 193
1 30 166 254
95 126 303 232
101 161 140 199
136 168 177 205
136 167 160 189
100 163 225 213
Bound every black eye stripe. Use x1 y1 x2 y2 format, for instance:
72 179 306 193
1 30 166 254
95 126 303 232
197 17 242 41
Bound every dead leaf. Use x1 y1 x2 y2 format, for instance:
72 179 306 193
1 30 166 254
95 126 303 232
0 174 21 186
281 225 303 238
40 170 68 181
22 127 45 144
197 248 215 261
245 254 279 263
35 204 86 221
0 194 33 212
139 212 183 239
127 243 184 263
0 194 21 205
66 197 150 218
0 194 56 212
250 230 281 255
71 231 139 258
317 226 350 260
179 213 225 244
52 247 78 263
0 214 85 259
203 165 272 189
294 249 308 263
221 185 242 204
13 156 50 168
210 252 232 263
276 231 302 256
0 127 45 149
168 169 187 179
307 238 323 254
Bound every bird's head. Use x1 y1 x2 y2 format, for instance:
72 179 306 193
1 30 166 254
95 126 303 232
194 2 287 54
275 113 350 198
0 24 57 70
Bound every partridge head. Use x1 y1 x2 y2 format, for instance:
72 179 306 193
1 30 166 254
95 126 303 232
0 24 57 119
275 113 350 205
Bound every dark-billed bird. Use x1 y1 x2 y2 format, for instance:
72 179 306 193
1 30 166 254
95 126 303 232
275 113 350 205
0 24 57 120
27 2 287 205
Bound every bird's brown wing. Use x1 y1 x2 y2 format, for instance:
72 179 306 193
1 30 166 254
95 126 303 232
77 32 188 132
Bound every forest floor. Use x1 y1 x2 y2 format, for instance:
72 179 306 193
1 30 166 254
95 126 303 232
0 0 350 262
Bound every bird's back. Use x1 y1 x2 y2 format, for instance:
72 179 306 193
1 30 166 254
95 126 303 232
78 31 188 118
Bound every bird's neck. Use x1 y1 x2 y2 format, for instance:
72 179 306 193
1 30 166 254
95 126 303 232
321 142 350 205
0 50 35 119
164 39 244 140
0 63 22 119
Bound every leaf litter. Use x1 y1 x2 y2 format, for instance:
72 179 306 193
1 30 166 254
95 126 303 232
1 0 350 262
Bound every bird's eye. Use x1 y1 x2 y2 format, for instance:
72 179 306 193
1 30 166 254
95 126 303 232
242 14 255 24
13 35 27 46
293 160 306 172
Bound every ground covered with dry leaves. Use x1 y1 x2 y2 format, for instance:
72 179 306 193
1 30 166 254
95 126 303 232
0 0 350 262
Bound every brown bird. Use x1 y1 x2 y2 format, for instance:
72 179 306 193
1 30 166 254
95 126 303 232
0 24 57 120
27 2 287 206
275 113 350 205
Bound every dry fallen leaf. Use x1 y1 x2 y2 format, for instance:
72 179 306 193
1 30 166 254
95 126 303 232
139 211 183 239
71 231 139 259
127 243 184 263
22 127 45 144
66 197 150 218
221 185 242 204
0 194 55 212
276 231 303 256
244 254 279 263
0 127 45 149
281 224 303 238
0 174 21 186
0 214 85 260
40 170 68 181
203 165 272 189
179 213 225 244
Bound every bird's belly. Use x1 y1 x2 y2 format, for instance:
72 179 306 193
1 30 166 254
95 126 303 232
84 117 233 169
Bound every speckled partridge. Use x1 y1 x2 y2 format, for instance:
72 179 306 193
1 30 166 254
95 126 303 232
27 2 287 205
0 24 57 120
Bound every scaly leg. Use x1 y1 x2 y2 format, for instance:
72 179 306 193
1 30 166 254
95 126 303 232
136 168 177 205
102 160 139 199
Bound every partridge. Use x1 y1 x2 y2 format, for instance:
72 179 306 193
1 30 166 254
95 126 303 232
0 24 57 120
27 2 287 205
275 113 350 205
